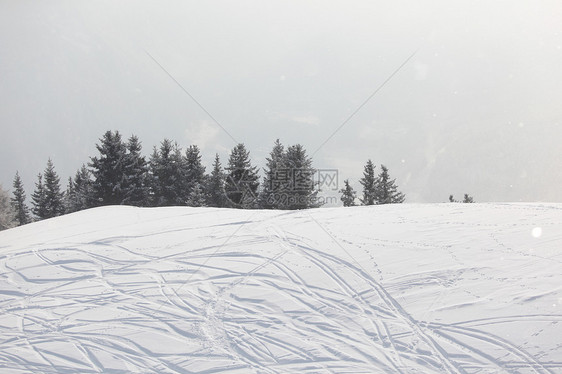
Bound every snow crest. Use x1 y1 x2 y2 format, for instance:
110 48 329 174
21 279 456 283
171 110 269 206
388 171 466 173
0 204 561 373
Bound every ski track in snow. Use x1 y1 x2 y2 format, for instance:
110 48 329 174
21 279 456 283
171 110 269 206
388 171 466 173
0 204 561 373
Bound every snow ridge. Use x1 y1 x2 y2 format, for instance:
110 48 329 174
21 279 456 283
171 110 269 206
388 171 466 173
0 204 561 373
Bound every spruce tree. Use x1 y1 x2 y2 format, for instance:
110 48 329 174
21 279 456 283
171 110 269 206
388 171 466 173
463 194 474 203
224 143 260 208
0 185 16 231
359 160 377 205
186 182 207 207
260 139 288 209
149 139 184 206
31 173 47 220
122 135 150 206
449 194 475 203
284 144 321 209
43 158 65 218
89 130 127 206
206 154 226 208
69 165 95 212
374 165 405 204
64 177 75 213
11 172 31 225
339 179 357 207
184 145 206 201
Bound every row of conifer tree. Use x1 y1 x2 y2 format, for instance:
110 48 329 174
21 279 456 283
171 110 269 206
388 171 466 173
3 130 407 228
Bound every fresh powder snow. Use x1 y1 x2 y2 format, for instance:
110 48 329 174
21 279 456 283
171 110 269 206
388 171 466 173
0 204 561 373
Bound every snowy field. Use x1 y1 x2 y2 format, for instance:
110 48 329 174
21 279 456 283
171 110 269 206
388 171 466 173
0 204 561 373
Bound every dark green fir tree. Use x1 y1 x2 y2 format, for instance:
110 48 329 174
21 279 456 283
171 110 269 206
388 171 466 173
359 159 377 205
224 143 260 208
11 172 31 225
89 130 127 206
206 154 226 208
339 179 357 207
374 165 405 204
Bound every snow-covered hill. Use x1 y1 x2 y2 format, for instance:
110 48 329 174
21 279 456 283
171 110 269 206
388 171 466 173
0 204 561 373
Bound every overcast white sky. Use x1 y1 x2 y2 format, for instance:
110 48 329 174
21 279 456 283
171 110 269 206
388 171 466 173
1 0 561 203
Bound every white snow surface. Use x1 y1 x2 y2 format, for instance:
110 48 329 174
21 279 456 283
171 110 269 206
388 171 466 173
0 203 561 373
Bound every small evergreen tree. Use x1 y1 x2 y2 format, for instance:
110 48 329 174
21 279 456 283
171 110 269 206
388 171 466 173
463 194 474 203
284 144 321 209
43 159 65 218
224 143 260 208
0 185 17 231
339 179 357 207
260 139 288 209
64 177 75 213
449 194 475 203
122 135 150 206
184 145 206 202
206 154 226 208
90 130 127 206
11 172 30 225
374 164 405 204
31 173 47 220
359 160 377 205
186 182 207 207
69 165 95 212
149 139 184 206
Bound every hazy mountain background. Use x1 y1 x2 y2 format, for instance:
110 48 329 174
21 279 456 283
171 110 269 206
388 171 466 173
1 0 561 203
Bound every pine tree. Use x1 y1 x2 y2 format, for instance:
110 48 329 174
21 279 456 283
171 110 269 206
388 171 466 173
224 143 260 208
463 194 474 203
149 139 184 206
284 144 321 209
260 139 288 209
449 194 475 203
43 158 65 218
374 165 405 204
184 145 206 201
11 172 30 225
186 182 207 207
68 165 95 212
206 154 226 208
339 179 357 207
64 177 75 213
122 135 150 206
89 130 127 206
0 185 17 231
359 160 377 205
31 173 47 220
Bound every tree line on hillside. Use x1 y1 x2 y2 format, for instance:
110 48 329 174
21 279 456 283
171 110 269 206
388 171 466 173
1 130 414 230
339 160 405 207
449 194 474 203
